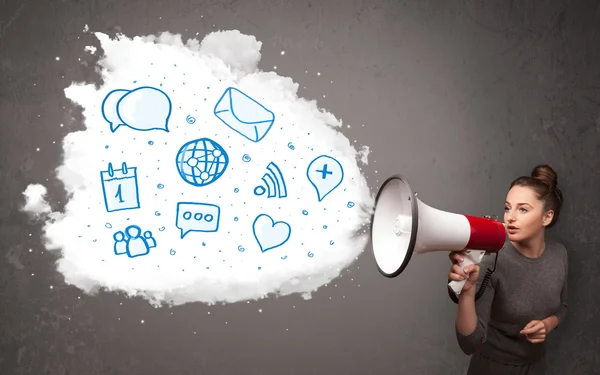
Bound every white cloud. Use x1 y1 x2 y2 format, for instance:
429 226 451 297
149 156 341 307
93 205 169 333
357 145 371 165
84 46 97 55
22 30 374 307
21 184 52 217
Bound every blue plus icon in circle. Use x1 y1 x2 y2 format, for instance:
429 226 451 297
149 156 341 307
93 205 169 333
316 164 333 179
307 155 344 202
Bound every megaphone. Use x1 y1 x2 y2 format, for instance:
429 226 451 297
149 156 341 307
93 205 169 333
370 174 506 296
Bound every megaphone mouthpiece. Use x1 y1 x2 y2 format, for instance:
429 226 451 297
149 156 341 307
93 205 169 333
461 215 506 252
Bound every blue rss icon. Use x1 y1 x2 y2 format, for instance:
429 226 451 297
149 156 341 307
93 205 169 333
113 225 156 258
253 162 287 198
175 138 229 187
101 86 172 133
253 214 291 253
100 162 141 212
307 155 344 202
176 202 220 239
213 87 275 143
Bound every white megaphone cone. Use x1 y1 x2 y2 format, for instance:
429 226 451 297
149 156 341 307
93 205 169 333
370 174 506 295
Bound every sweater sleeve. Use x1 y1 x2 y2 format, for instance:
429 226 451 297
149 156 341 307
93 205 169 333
455 277 495 355
553 247 569 326
449 255 497 355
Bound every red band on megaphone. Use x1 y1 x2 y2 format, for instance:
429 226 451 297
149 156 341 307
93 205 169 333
464 216 506 252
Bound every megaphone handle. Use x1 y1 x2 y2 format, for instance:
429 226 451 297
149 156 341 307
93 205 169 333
448 250 487 295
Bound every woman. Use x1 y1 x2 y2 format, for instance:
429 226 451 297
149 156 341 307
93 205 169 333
448 164 568 375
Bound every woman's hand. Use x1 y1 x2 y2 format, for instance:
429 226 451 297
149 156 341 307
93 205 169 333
448 251 480 294
520 320 550 343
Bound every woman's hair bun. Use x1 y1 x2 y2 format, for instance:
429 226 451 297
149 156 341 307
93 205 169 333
531 164 558 190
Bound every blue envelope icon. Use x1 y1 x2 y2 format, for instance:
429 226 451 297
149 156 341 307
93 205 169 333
213 87 275 143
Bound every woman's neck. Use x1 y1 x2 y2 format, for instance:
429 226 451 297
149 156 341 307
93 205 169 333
512 232 546 258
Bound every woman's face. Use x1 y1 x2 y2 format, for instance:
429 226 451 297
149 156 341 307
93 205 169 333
504 186 554 242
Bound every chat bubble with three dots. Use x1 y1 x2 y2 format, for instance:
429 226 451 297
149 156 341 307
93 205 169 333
176 202 220 239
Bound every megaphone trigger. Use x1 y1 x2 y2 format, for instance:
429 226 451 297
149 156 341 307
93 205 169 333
447 249 486 295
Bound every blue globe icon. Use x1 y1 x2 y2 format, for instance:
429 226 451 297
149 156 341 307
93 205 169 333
175 138 229 187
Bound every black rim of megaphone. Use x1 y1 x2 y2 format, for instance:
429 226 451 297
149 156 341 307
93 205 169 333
370 174 419 278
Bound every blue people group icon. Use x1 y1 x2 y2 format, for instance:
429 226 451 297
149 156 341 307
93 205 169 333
213 87 275 143
307 155 344 202
99 84 346 260
113 225 157 258
175 138 229 187
101 86 172 133
254 162 287 198
176 202 220 239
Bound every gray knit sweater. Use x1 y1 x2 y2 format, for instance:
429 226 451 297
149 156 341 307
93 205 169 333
451 238 568 365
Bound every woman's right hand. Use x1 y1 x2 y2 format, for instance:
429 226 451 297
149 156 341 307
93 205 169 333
448 251 480 295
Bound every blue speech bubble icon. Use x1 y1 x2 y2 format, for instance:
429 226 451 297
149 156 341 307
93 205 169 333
101 89 129 132
176 202 220 239
101 86 172 133
307 155 344 202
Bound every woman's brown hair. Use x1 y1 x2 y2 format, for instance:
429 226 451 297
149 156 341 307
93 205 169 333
509 164 564 228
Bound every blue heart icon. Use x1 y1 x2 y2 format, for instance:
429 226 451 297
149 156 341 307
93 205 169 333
252 214 291 252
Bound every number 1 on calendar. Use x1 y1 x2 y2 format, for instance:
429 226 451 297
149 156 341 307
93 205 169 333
114 184 125 203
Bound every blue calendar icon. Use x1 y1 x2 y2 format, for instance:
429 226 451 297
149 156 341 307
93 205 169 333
100 162 141 213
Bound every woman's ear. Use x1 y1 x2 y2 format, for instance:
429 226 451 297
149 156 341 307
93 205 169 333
542 210 554 227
